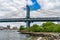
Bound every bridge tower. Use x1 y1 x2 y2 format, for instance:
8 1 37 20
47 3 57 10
26 5 30 18
26 5 30 27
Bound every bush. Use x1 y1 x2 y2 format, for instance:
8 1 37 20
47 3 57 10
30 24 40 32
53 24 60 32
19 26 25 31
43 26 54 32
41 22 56 32
42 22 55 27
26 24 42 32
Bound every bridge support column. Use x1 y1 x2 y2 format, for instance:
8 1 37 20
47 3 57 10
26 21 30 27
26 5 30 27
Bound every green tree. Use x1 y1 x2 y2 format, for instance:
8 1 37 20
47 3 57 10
53 24 60 32
20 22 60 33
42 22 55 27
30 24 41 32
19 26 25 31
42 22 56 32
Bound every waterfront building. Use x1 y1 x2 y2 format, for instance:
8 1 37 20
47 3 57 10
7 25 10 29
12 27 18 30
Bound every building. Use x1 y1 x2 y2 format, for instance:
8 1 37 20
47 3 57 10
12 27 18 30
7 25 10 29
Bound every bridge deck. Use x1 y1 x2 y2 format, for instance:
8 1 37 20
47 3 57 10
0 17 60 22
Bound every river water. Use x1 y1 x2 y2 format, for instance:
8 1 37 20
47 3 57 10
0 30 42 40
0 30 32 40
0 30 58 40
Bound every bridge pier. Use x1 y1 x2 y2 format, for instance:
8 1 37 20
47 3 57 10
26 21 30 27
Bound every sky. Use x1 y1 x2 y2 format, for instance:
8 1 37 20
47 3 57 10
0 0 60 28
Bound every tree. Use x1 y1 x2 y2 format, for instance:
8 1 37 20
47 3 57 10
42 22 56 32
42 22 55 27
19 26 25 31
30 24 41 32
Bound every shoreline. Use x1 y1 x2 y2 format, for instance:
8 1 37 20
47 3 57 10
20 31 60 39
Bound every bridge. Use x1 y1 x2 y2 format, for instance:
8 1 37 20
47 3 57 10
0 17 60 22
0 5 60 27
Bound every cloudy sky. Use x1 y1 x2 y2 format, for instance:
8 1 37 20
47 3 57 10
0 0 60 28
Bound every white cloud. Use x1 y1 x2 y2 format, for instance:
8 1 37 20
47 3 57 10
37 0 60 11
27 0 34 5
1 0 60 18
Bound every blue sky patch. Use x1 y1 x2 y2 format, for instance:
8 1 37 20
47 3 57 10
29 0 41 11
24 0 41 11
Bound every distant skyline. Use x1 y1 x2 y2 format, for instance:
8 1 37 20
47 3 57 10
0 0 60 28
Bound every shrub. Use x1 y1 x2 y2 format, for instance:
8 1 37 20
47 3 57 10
19 26 25 31
27 24 42 32
30 24 40 32
42 22 55 27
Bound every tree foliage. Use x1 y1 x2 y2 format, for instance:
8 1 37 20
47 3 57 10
19 22 60 32
19 26 25 31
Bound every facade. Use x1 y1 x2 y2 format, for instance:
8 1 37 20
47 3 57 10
7 25 10 29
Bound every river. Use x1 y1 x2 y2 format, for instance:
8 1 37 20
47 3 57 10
0 30 32 40
0 30 58 40
0 30 42 40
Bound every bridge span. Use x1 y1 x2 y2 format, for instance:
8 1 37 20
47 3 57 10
0 17 60 22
